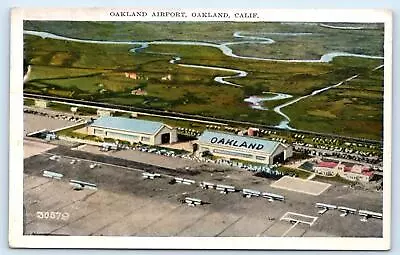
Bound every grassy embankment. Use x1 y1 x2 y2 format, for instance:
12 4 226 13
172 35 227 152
276 166 311 179
23 98 35 106
313 174 356 185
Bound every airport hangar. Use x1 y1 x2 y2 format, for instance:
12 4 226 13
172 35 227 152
87 116 178 146
196 130 293 165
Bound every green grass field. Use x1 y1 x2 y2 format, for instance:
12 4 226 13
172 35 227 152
23 21 384 140
283 63 383 140
276 166 311 179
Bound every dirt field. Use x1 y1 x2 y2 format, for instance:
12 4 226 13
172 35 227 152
24 139 57 159
23 143 383 237
24 112 74 135
158 141 194 152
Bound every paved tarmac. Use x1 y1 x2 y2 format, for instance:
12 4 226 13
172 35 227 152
23 143 383 237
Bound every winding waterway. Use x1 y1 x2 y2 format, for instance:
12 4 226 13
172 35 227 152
273 74 360 129
24 30 384 130
244 93 293 110
319 23 371 30
170 57 246 87
24 30 383 63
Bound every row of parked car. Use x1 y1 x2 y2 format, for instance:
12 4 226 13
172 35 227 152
133 145 177 157
294 146 382 167
176 127 201 137
24 108 84 123
293 140 380 157
102 143 179 158
108 141 283 175
190 155 285 176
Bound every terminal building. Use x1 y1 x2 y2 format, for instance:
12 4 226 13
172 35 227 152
196 130 293 165
87 116 177 146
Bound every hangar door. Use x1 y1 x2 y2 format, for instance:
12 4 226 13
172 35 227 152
273 152 285 164
161 133 170 144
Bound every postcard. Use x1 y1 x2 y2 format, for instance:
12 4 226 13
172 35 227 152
9 7 392 250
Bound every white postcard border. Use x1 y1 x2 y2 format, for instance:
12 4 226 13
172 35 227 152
9 7 393 250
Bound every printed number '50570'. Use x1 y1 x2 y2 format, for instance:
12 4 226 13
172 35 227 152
36 211 69 221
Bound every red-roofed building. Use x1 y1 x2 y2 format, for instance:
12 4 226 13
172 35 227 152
362 170 374 177
313 161 339 176
312 160 374 183
338 164 374 183
344 166 352 172
317 161 338 168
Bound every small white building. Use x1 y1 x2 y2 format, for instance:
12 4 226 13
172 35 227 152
34 99 48 108
70 107 78 113
87 116 177 145
97 109 114 117
196 130 292 165
313 161 338 176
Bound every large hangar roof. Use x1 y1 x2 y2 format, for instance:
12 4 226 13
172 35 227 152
91 117 164 135
198 130 281 154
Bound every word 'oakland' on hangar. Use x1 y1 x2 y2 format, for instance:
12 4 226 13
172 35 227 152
196 130 293 165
